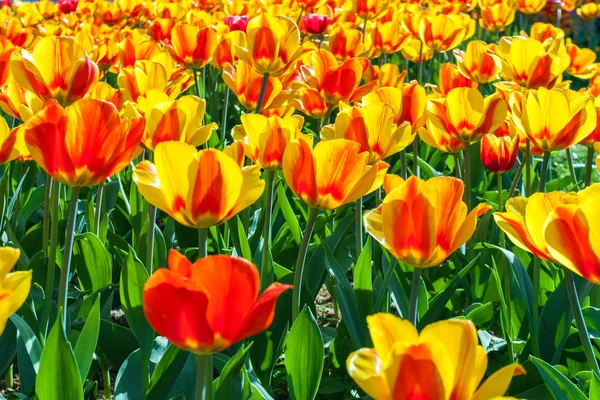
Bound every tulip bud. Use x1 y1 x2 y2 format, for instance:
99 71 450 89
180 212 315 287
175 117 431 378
223 15 249 32
302 13 332 35
480 134 519 174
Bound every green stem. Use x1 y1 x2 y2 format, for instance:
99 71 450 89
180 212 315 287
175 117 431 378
585 146 594 187
5 364 13 389
566 148 579 190
195 354 213 400
193 68 202 99
292 207 319 321
464 142 471 210
412 139 419 177
538 151 551 193
525 140 531 196
42 180 60 337
295 6 304 26
198 227 208 259
146 205 156 274
58 186 80 325
498 173 514 361
221 87 230 146
255 73 270 114
400 150 407 179
453 153 462 179
99 350 112 399
42 174 51 254
94 182 104 236
508 156 525 199
418 40 424 84
374 259 398 312
566 270 600 375
361 19 367 43
355 197 363 259
260 171 275 291
532 257 541 357
408 268 422 326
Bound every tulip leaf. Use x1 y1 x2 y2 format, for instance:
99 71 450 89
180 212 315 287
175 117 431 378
9 314 42 374
276 183 301 245
286 307 324 400
120 249 154 357
590 371 600 399
0 319 16 376
214 344 253 400
530 356 587 400
73 232 113 293
324 243 367 349
73 295 101 383
354 238 373 343
228 216 252 261
97 320 140 371
146 344 190 400
36 315 84 400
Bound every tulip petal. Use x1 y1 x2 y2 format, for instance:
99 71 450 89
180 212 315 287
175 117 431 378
364 206 386 248
346 348 391 400
367 313 418 356
471 363 526 400
448 203 492 256
283 137 317 206
0 247 20 278
227 165 266 221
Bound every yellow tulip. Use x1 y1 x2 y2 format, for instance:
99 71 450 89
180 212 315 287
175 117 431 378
454 41 501 84
0 247 32 335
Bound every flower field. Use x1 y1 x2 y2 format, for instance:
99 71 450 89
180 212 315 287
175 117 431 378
0 0 600 399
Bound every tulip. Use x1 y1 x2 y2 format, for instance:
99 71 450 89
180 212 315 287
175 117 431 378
364 176 491 268
211 31 246 70
371 21 411 55
0 42 13 88
57 0 77 13
426 87 507 143
235 14 303 77
223 61 283 112
233 114 309 170
118 60 184 104
1 19 33 48
118 37 162 69
325 26 370 61
418 13 474 53
133 141 264 228
292 86 329 119
436 63 478 96
0 80 43 123
0 116 18 164
143 250 291 354
479 1 516 32
11 36 99 107
165 23 217 70
140 94 217 151
509 87 596 152
529 22 565 43
363 82 427 132
454 41 501 84
352 0 388 20
480 133 519 174
300 49 376 106
347 314 524 400
363 64 406 88
515 0 548 13
223 141 245 168
321 103 415 164
0 247 32 335
580 88 600 148
24 99 144 187
489 36 570 90
418 126 465 154
565 40 597 79
577 2 600 19
302 13 332 35
223 15 249 32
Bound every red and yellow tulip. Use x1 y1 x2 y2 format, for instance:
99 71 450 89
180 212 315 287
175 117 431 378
0 247 32 335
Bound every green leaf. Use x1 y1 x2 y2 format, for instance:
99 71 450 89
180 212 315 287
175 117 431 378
0 319 16 376
354 238 373 344
285 307 324 400
9 314 42 374
214 344 253 400
146 344 190 400
97 320 139 371
120 250 154 356
36 317 84 400
590 371 600 399
530 356 587 400
73 295 101 383
228 216 252 261
73 233 113 292
276 183 301 244
324 243 366 349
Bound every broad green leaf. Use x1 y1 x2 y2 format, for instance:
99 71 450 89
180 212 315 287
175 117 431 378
73 295 101 383
214 344 253 400
354 238 373 344
146 344 190 400
97 320 139 371
228 216 252 261
276 183 301 244
590 371 600 399
286 307 324 400
530 356 587 400
36 316 84 400
73 233 112 292
0 319 16 376
120 250 154 357
9 314 42 374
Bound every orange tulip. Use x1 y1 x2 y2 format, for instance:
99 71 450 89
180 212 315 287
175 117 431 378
363 82 428 133
223 61 283 112
436 63 478 96
418 125 466 154
144 250 291 355
426 87 507 143
0 19 33 48
0 247 32 335
364 176 491 268
283 137 388 210
565 40 597 79
515 0 548 13
401 38 435 63
479 1 516 32
292 86 329 119
235 14 303 77
352 0 388 20
165 23 217 70
577 2 600 19
24 99 144 187
0 42 13 88
118 36 162 69
233 114 310 170
223 140 246 168
0 116 17 164
325 26 370 61
118 60 184 104
418 13 474 53
480 133 519 173
133 142 264 228
509 87 596 152
370 21 411 55
454 41 501 84
363 64 407 89
300 49 376 106
11 36 98 107
321 103 415 164
211 31 246 70
580 88 600 147
0 80 43 122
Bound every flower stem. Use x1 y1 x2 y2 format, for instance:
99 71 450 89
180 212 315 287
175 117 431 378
566 270 600 375
412 139 419 177
355 197 363 259
538 151 551 193
508 156 525 199
532 257 541 357
94 182 104 236
464 142 471 210
400 150 408 179
42 180 60 337
255 73 270 114
525 140 531 196
585 146 594 187
408 268 422 326
146 205 156 274
453 153 462 179
195 354 213 400
193 68 202 99
292 207 319 321
198 227 208 259
221 87 230 146
498 173 514 361
42 174 51 253
566 148 579 190
58 186 80 325
260 170 275 291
